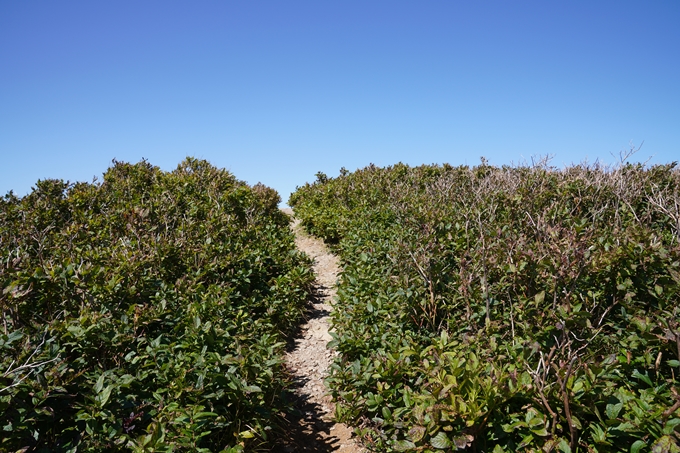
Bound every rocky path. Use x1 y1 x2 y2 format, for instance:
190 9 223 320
275 209 364 453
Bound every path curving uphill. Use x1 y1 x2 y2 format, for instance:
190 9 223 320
276 209 364 453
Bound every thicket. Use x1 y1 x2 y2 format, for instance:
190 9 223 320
290 160 680 452
0 158 313 452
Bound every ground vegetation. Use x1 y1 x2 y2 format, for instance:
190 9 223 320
290 159 680 452
0 158 313 452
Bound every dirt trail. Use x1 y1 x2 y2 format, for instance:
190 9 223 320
275 209 364 453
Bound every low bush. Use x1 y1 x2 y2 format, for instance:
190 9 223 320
290 160 680 452
1 158 313 452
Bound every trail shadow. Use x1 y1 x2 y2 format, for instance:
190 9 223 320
284 284 332 353
273 383 344 452
275 282 345 452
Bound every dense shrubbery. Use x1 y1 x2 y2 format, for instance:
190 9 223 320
0 158 313 452
290 160 680 452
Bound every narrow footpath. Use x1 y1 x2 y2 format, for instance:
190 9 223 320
276 209 364 453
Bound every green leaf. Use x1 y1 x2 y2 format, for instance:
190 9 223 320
4 330 24 346
534 291 545 305
664 418 680 435
97 385 112 406
557 438 572 453
430 431 451 449
590 423 607 444
631 440 646 453
632 370 653 387
606 402 623 419
531 427 549 437
518 433 534 448
94 373 105 394
220 447 244 453
393 440 417 451
613 422 634 432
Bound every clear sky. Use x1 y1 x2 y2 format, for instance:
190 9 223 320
1 1 678 204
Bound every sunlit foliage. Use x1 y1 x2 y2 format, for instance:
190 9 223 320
1 158 313 452
291 160 680 452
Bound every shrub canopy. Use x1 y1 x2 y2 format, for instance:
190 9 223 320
290 161 680 452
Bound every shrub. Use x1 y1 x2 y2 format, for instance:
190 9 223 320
1 158 313 452
291 160 680 452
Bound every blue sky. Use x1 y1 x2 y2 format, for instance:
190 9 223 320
1 1 678 204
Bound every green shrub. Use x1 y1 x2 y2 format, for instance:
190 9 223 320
1 158 313 452
291 160 680 452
